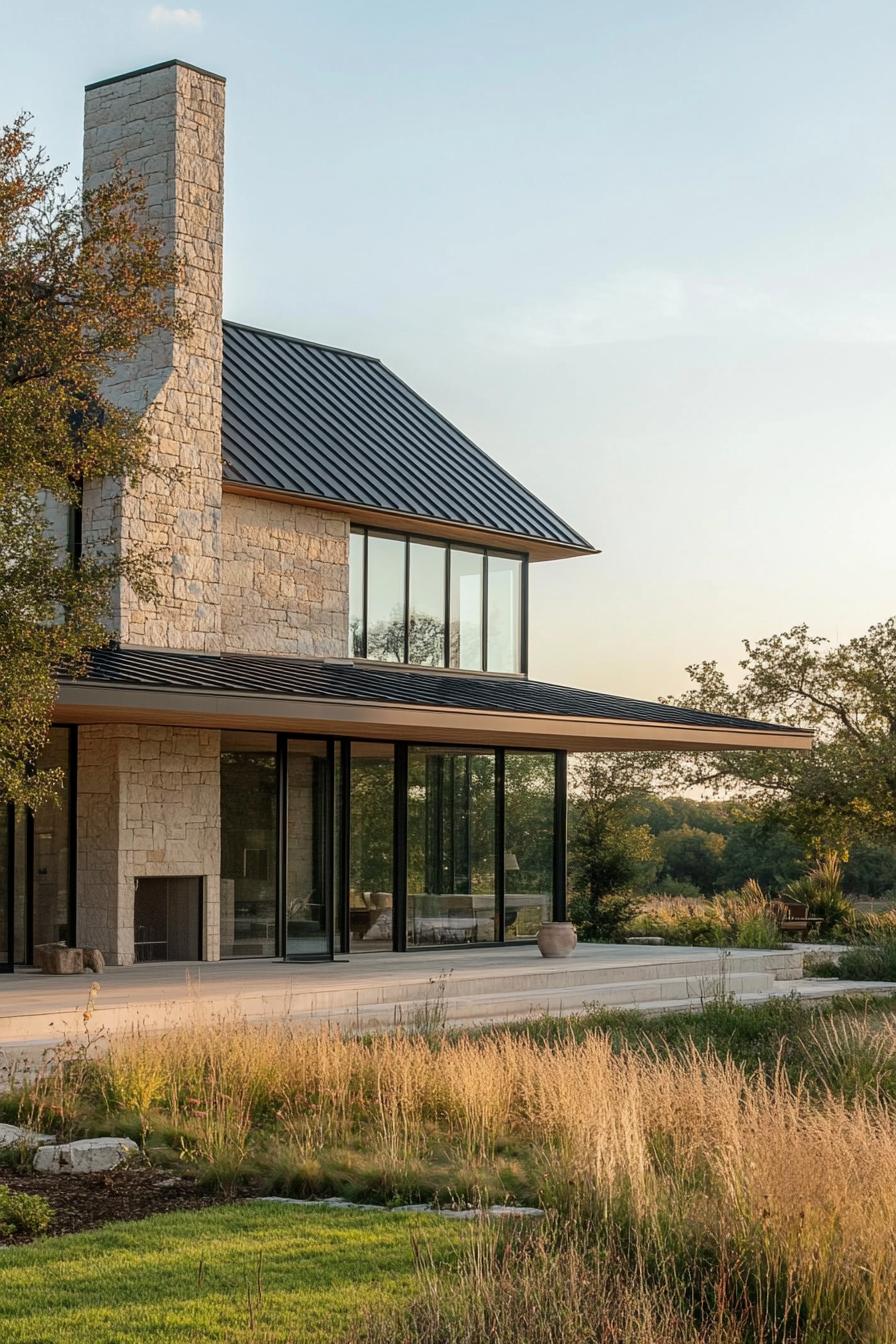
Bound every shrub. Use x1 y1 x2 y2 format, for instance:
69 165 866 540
627 897 725 946
784 853 855 939
569 888 642 942
625 885 781 949
735 911 781 948
799 1016 896 1103
0 1184 52 1238
652 878 703 901
835 941 896 981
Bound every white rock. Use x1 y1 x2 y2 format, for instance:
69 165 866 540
0 1122 55 1149
487 1205 546 1218
438 1209 483 1220
33 1136 139 1174
391 1204 431 1213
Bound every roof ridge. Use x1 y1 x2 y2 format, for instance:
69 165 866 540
223 319 381 364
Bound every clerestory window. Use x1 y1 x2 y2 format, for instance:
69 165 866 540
348 527 526 674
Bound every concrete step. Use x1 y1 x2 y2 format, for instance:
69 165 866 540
453 978 896 1026
293 971 781 1029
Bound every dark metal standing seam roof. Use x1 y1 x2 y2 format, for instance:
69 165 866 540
71 647 808 738
221 321 595 553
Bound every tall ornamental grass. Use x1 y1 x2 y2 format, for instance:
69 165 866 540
11 1007 896 1339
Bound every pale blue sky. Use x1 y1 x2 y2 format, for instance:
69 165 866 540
4 2 895 698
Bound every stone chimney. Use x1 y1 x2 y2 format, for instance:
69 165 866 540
81 60 225 652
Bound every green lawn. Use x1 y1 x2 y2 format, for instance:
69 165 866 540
0 1204 461 1344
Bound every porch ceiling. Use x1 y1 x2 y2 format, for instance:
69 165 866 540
55 648 814 754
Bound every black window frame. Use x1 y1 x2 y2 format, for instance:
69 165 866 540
349 525 529 676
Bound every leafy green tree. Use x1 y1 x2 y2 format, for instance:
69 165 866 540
632 794 731 838
661 620 896 848
840 840 896 899
567 754 658 939
655 824 726 894
0 116 181 806
718 818 804 892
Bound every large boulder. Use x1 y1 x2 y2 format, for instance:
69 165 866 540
33 1136 138 1174
82 947 106 974
33 944 85 974
0 1123 55 1149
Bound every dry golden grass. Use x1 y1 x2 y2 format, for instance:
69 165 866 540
15 1009 896 1340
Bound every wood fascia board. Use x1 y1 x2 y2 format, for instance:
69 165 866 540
221 480 598 563
55 682 814 754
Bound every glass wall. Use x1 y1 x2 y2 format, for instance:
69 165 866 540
32 727 73 949
220 732 278 958
407 748 496 945
348 743 395 951
1 728 565 973
0 807 9 969
13 807 27 965
504 752 555 939
285 739 330 958
349 526 525 673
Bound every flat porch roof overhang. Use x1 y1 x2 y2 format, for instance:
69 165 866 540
54 681 814 754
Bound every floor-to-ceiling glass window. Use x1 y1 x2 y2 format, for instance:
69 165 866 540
407 747 496 946
504 751 555 939
1 806 11 970
12 807 28 965
449 549 484 670
408 540 446 666
350 527 525 674
32 727 73 949
486 555 522 675
366 533 406 662
220 731 278 958
285 739 330 958
348 742 395 951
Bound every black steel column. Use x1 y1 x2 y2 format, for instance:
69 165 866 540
553 752 568 922
338 740 351 955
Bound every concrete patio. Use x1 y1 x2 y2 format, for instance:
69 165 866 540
0 943 798 1047
1 943 891 1065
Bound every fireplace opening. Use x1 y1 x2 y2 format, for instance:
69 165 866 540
134 877 203 962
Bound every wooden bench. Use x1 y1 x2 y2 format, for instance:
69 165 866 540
770 897 823 940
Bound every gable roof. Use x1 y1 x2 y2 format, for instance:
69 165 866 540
221 321 595 558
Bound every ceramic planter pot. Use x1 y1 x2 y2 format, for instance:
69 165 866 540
536 921 578 959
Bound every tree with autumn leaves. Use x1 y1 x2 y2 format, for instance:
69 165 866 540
0 115 182 807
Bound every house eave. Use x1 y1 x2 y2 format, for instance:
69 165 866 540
221 480 599 563
54 681 814 754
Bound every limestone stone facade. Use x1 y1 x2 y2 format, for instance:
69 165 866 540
81 63 225 653
63 62 356 967
77 725 221 965
221 494 349 658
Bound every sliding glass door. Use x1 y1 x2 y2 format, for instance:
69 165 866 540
348 742 395 952
407 748 497 946
284 739 332 959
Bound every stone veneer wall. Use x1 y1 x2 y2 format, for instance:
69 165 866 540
77 726 221 965
80 63 225 652
221 493 349 657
